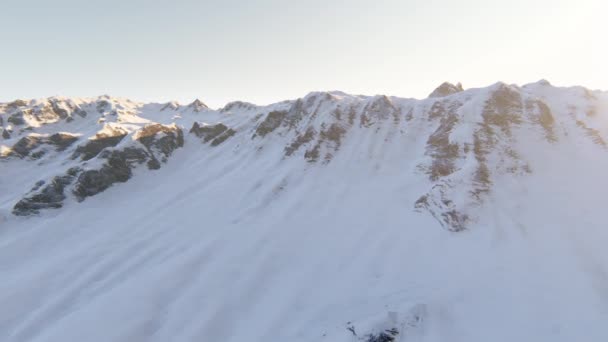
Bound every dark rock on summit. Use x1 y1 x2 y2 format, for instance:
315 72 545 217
429 82 464 98
7 99 28 108
187 99 208 112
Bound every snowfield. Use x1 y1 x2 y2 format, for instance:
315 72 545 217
1 81 608 341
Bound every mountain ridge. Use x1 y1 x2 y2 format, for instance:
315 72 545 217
2 80 607 231
1 81 608 341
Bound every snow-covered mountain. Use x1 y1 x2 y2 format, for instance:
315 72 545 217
1 81 608 341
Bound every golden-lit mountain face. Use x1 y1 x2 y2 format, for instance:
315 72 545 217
2 81 607 231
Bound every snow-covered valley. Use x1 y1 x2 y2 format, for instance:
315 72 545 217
1 81 608 341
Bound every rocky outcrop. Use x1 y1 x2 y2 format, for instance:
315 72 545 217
72 127 128 161
187 99 208 112
2 133 79 159
285 127 316 157
135 123 184 168
2 99 87 130
415 183 469 232
414 84 538 231
10 136 41 158
254 111 287 138
525 99 556 142
161 101 180 111
73 124 184 200
73 148 148 200
7 112 26 125
309 123 347 162
11 123 185 215
425 101 462 180
575 119 607 147
220 101 257 113
362 95 401 125
13 169 80 216
6 99 28 108
428 82 464 98
4 85 606 229
48 133 80 151
189 122 235 146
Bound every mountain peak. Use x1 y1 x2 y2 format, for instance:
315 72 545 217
428 82 464 98
187 99 208 112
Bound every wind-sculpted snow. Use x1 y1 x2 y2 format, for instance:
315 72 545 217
1 82 608 342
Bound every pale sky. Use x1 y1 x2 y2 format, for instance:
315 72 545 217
1 0 606 108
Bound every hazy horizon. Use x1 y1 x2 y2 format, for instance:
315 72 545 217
1 0 606 108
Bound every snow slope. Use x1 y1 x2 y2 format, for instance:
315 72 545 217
1 81 608 341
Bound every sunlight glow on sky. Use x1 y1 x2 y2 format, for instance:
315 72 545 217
1 0 606 108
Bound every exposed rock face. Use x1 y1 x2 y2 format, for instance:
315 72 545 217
1 98 88 131
8 112 25 125
428 82 464 98
13 169 80 216
11 136 42 158
254 111 287 138
189 122 236 146
96 100 111 114
425 101 461 180
48 133 80 151
576 119 606 147
362 95 401 125
285 127 316 157
416 99 469 231
7 99 28 108
415 184 469 232
3 85 608 231
305 123 347 163
2 133 79 159
135 124 184 167
161 101 180 111
187 99 208 112
73 148 148 200
72 124 183 200
72 130 128 161
364 330 399 342
10 123 185 215
74 126 127 159
414 83 559 231
220 101 257 113
482 84 523 135
525 99 557 142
